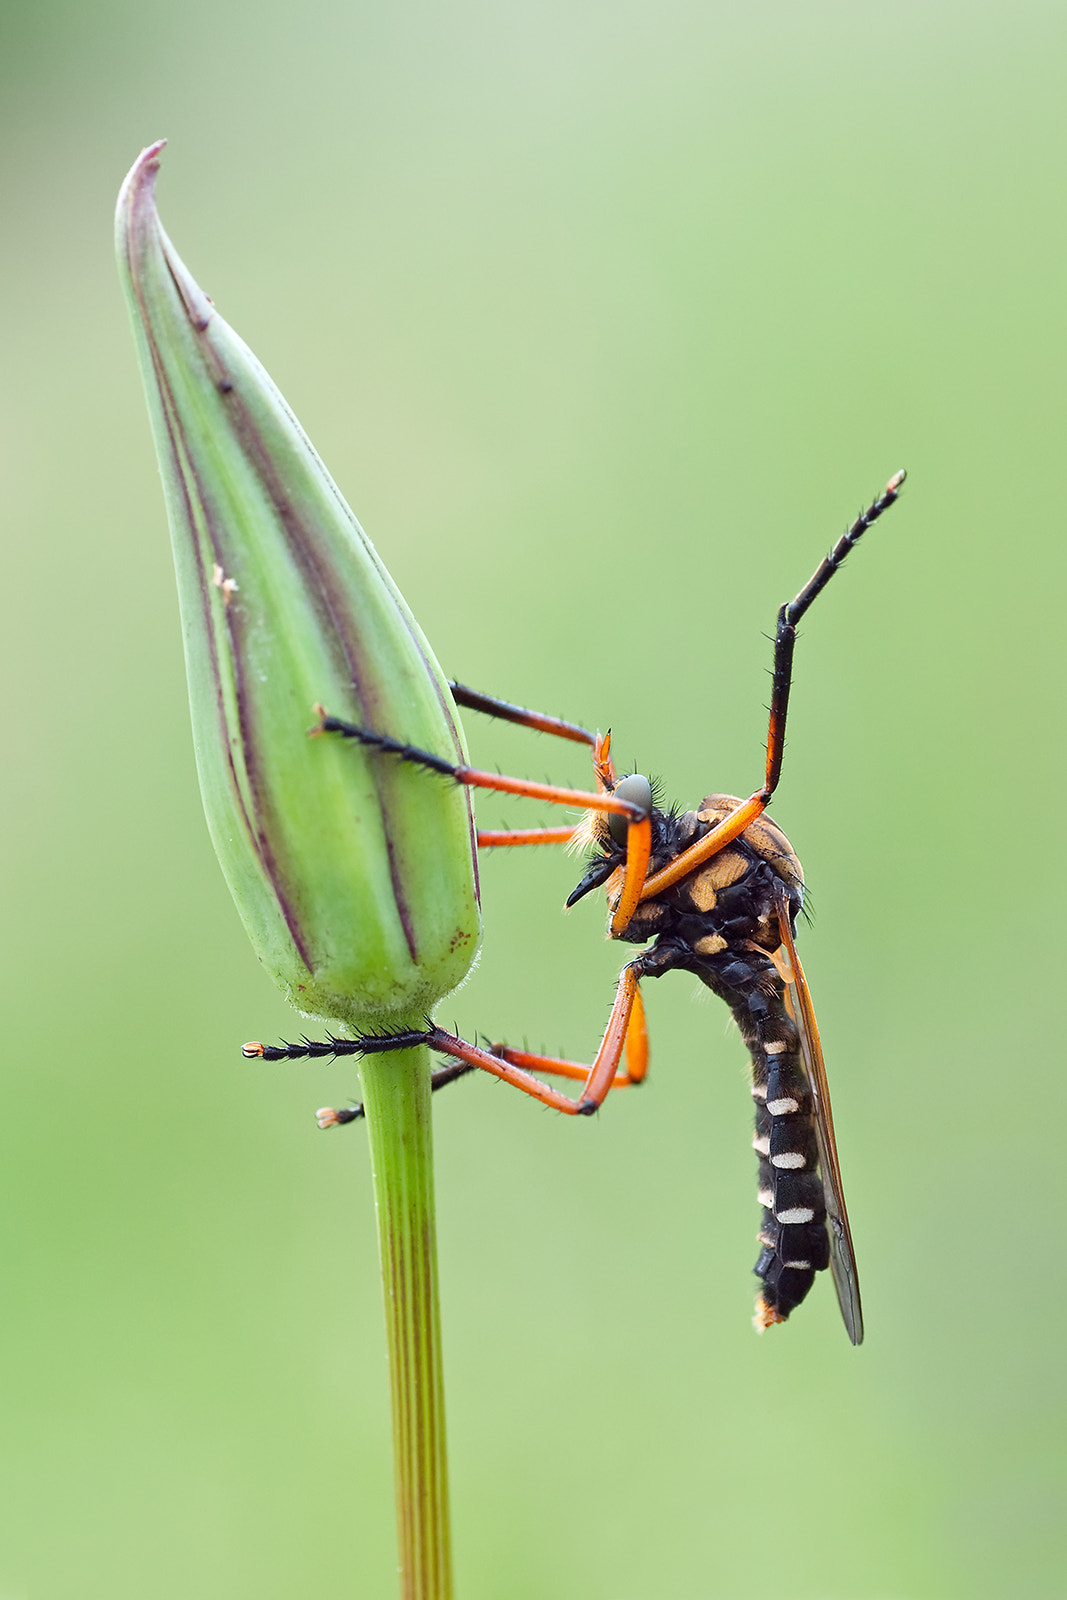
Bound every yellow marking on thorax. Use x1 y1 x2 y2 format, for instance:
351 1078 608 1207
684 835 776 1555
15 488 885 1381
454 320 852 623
685 847 749 910
696 794 804 891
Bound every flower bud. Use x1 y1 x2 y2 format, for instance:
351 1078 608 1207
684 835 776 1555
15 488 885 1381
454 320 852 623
116 142 480 1029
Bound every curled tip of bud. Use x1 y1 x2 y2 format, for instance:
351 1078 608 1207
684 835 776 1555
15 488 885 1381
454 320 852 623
317 1107 342 1128
117 140 167 209
887 468 907 492
242 1042 266 1058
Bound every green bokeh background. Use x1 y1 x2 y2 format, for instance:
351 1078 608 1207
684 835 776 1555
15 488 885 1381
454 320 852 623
3 3 1064 1596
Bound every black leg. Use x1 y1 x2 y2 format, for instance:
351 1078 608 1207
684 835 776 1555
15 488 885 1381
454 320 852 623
447 681 594 746
764 470 905 795
317 1060 477 1127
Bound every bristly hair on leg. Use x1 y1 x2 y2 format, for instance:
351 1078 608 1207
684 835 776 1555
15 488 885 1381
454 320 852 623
243 1026 435 1062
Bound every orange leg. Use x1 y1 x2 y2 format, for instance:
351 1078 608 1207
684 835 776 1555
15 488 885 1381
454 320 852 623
610 815 652 934
477 826 581 847
475 732 616 849
493 980 649 1089
457 766 639 819
592 729 617 791
255 964 649 1122
419 962 644 1115
314 711 648 830
640 791 767 899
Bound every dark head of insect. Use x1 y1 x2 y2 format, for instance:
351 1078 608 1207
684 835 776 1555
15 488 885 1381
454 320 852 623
247 470 904 1343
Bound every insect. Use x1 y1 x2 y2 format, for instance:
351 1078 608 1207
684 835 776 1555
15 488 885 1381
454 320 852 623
245 470 905 1341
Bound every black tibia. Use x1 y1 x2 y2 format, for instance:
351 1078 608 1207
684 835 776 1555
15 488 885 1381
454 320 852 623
317 716 458 778
251 1028 434 1061
426 1060 477 1094
250 1029 476 1124
766 471 905 794
320 1061 477 1125
784 470 905 630
447 682 594 745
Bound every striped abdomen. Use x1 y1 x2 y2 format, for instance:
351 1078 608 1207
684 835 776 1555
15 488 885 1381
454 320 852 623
745 986 830 1329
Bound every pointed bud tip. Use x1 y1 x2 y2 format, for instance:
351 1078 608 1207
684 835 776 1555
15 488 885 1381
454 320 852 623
116 138 216 353
115 139 167 228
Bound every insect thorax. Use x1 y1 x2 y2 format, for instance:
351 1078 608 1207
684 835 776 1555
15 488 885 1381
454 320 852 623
595 793 804 957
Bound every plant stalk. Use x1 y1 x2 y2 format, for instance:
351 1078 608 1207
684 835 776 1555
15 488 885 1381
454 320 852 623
358 1045 453 1600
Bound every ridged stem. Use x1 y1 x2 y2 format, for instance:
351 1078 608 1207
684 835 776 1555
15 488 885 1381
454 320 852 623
358 1046 453 1600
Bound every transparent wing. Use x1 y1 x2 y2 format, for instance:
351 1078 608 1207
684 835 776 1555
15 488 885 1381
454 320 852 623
775 888 864 1345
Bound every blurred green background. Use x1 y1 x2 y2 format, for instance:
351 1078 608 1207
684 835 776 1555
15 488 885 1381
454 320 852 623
3 2 1064 1596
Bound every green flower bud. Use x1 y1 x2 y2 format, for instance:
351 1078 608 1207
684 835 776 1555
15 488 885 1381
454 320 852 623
116 142 480 1030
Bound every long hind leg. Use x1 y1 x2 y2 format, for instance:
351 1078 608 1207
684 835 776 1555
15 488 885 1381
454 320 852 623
245 963 650 1125
637 470 906 902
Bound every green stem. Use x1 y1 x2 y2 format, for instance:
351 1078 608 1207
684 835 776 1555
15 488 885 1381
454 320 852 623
358 1046 453 1600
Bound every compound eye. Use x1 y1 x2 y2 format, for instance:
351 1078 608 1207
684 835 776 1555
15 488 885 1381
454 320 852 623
607 773 653 847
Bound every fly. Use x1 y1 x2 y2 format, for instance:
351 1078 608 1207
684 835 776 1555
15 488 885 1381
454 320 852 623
245 470 905 1340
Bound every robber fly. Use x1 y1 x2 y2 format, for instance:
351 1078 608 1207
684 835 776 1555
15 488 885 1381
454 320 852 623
245 470 905 1341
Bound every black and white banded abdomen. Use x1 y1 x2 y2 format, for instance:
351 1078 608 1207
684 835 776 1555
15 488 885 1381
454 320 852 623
746 988 831 1329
